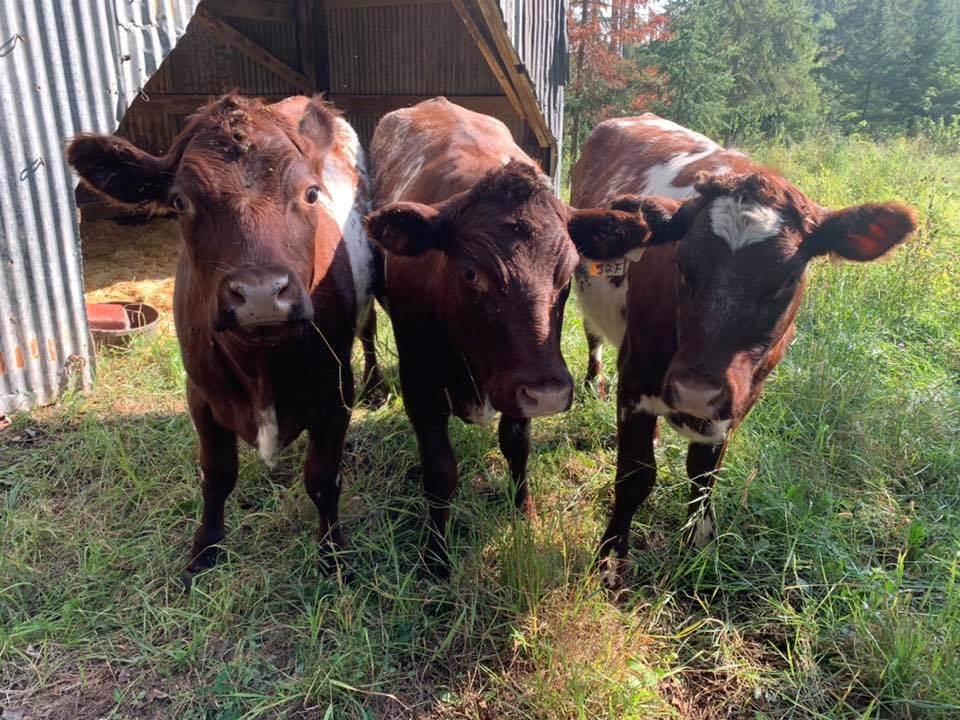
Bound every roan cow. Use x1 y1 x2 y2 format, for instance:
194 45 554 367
366 97 654 576
570 115 917 588
68 94 380 581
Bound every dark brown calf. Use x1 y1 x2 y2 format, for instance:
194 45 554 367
68 95 379 581
573 122 916 589
366 97 652 576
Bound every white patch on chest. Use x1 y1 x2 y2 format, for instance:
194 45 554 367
257 406 279 468
575 270 629 349
464 395 497 425
321 118 375 317
709 196 783 252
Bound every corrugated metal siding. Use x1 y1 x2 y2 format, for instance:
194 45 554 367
497 0 568 179
326 3 503 95
0 0 199 414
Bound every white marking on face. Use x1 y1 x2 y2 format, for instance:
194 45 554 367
709 195 783 252
465 395 497 425
257 406 279 467
692 514 715 548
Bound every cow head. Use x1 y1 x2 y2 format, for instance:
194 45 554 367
577 172 916 436
367 161 652 417
68 94 348 342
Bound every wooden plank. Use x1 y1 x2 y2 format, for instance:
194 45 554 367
474 0 551 149
449 0 525 120
135 93 290 114
329 93 514 116
202 0 295 22
194 7 312 93
324 0 446 8
297 0 316 89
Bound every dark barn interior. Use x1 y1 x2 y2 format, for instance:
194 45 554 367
77 0 567 221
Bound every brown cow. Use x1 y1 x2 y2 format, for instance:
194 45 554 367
571 115 916 589
366 97 653 576
68 94 380 581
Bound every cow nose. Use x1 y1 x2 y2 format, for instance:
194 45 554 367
667 377 728 419
516 382 573 418
220 270 312 328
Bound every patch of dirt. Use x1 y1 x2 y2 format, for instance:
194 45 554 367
81 218 179 318
4 659 180 720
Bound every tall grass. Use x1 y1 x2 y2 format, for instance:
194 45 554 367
2 136 958 719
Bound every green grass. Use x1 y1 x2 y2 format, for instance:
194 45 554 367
2 136 959 719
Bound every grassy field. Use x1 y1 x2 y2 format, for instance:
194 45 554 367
2 136 959 719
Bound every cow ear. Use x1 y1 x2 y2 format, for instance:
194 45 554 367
67 134 174 208
803 202 917 261
298 96 338 157
366 202 445 256
568 196 680 261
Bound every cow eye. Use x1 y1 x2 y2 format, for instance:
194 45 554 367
305 186 321 205
171 194 187 214
462 267 479 284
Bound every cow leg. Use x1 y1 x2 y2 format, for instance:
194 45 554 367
186 399 238 578
584 328 607 399
685 440 727 548
596 408 658 590
358 305 387 407
409 412 458 579
304 407 351 575
498 415 535 518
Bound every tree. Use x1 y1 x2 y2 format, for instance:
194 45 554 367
641 0 822 142
566 0 669 158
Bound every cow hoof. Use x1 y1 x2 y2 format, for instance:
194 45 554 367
599 556 627 593
688 515 716 549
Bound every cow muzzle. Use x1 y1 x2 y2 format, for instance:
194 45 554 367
215 267 313 332
663 373 731 421
515 378 573 418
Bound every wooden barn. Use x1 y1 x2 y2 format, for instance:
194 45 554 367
79 0 569 220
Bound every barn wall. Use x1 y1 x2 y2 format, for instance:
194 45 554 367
0 0 199 415
497 0 568 180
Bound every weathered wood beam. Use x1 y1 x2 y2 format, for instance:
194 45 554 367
297 0 316 88
474 0 552 150
329 93 514 116
131 93 290 115
202 0 295 23
195 7 312 93
324 0 446 8
449 0 526 121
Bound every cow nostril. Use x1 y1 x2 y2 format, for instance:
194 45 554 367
275 276 293 300
518 386 538 407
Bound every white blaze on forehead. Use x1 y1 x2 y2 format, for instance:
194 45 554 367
709 195 784 252
257 406 279 468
